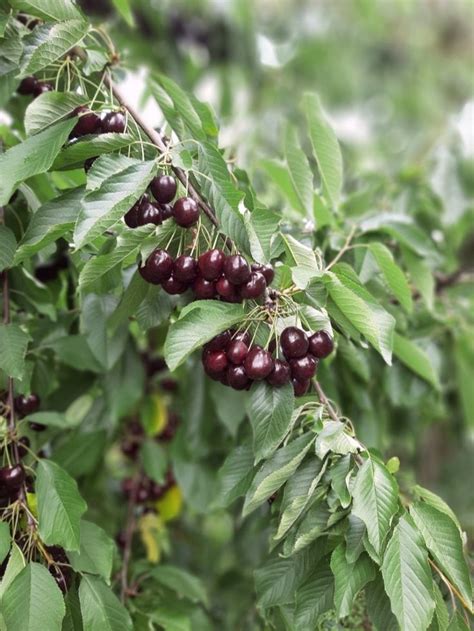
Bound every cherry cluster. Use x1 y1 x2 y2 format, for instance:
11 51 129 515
120 413 180 462
120 468 176 509
202 326 334 395
139 248 273 300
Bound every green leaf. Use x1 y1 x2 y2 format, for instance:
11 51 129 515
36 459 87 552
15 187 84 263
446 612 471 631
21 20 88 76
302 92 343 208
111 0 134 26
402 247 434 310
156 74 205 140
430 581 450 631
214 441 256 507
283 498 330 555
410 502 472 609
74 159 157 247
382 514 435 631
345 514 366 564
53 134 135 170
275 457 326 540
412 486 461 531
360 215 437 259
0 523 10 565
324 270 395 364
368 242 413 313
365 574 399 631
282 233 320 289
315 420 363 458
25 91 86 135
246 382 295 463
244 207 279 264
242 434 315 517
393 333 440 390
79 574 132 631
329 454 352 508
9 0 83 21
140 440 167 484
164 301 245 372
0 118 76 205
0 324 29 380
351 457 399 556
259 158 306 215
0 225 16 272
108 272 149 331
331 545 376 618
0 543 25 600
2 562 65 631
67 521 115 583
284 124 313 217
23 411 79 429
294 559 334 630
150 565 208 606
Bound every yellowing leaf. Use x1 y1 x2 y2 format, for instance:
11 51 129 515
26 492 38 518
138 512 164 564
156 486 183 522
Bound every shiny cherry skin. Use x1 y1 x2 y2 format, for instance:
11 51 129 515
203 350 228 378
17 76 38 95
251 263 274 285
174 255 198 283
267 359 291 386
223 255 251 285
162 275 188 294
280 327 309 359
289 355 318 381
71 106 101 137
151 175 177 204
216 276 239 302
198 249 225 281
0 464 25 491
244 347 274 380
227 365 251 390
292 378 310 397
240 271 266 300
227 340 249 365
309 330 334 359
137 201 162 226
124 195 150 228
172 197 200 227
193 276 216 299
204 330 232 352
159 203 173 220
33 82 53 97
14 393 40 416
101 111 126 133
17 436 31 458
141 249 173 284
232 330 251 346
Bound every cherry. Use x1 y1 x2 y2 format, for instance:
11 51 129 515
33 82 53 97
251 263 274 285
161 378 178 392
289 355 318 381
124 195 150 228
159 203 174 220
227 365 251 390
121 478 134 497
49 565 72 594
29 422 46 432
203 350 228 378
223 255 251 285
205 330 232 351
14 393 40 416
158 412 180 442
151 175 177 204
280 327 309 359
174 256 198 283
121 439 139 459
309 331 334 359
193 276 216 299
128 420 144 436
165 469 175 489
101 111 126 133
240 271 266 300
150 482 166 500
267 492 278 505
141 249 173 284
115 530 127 549
71 106 101 137
46 546 68 564
244 347 274 380
227 340 248 365
292 378 310 397
232 330 251 346
267 359 291 386
17 76 37 95
173 197 200 227
216 276 239 302
162 275 188 294
136 484 151 503
136 201 162 226
0 465 25 492
198 249 224 281
84 157 96 172
17 436 30 458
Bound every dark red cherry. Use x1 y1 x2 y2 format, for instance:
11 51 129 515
251 263 275 285
198 249 224 281
223 255 251 285
162 275 188 294
141 249 173 284
289 355 318 381
121 478 135 497
29 422 46 432
151 175 177 204
244 347 274 380
267 359 291 386
17 436 30 458
121 439 139 460
159 203 173 220
240 271 266 300
0 465 25 492
193 276 216 299
84 157 97 172
49 565 72 594
232 330 251 346
204 330 232 352
17 76 38 95
172 197 200 227
203 351 228 378
115 530 127 549
128 420 144 436
174 256 198 283
216 276 239 302
14 394 40 416
101 111 126 133
292 378 310 397
71 106 101 137
227 365 251 390
33 82 53 97
309 331 334 359
227 340 248 365
124 195 149 228
280 327 309 359
136 484 151 503
137 201 162 226
150 482 166 500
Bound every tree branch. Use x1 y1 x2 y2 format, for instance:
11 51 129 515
120 474 140 602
